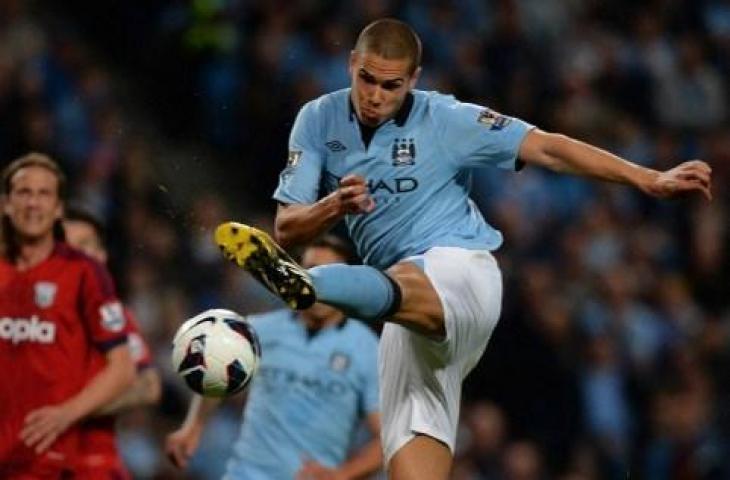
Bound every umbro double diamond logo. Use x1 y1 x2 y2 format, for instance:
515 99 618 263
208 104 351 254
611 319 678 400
325 140 347 152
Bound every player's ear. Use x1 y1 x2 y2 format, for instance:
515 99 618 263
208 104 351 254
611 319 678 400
409 66 421 89
349 50 358 76
2 195 11 216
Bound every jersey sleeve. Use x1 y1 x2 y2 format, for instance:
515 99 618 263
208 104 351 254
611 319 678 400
124 308 153 370
80 260 127 352
272 100 325 205
434 94 534 171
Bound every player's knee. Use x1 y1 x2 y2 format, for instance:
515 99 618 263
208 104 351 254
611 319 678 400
386 264 445 337
414 312 446 338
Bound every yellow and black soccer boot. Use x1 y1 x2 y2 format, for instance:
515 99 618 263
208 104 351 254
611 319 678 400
214 222 316 310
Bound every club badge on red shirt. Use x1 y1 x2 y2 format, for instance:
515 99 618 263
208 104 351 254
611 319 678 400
34 281 58 308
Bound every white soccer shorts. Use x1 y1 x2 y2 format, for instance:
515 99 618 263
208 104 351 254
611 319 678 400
379 247 503 465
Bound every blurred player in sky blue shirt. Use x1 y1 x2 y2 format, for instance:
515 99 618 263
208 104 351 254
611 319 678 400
165 236 381 479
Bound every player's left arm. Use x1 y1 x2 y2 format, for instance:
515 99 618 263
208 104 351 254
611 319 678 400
337 411 383 479
95 366 161 415
297 329 382 480
296 412 383 480
518 129 713 200
95 314 162 415
21 260 136 453
20 343 135 453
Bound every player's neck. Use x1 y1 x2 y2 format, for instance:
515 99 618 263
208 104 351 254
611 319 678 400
320 312 345 329
15 235 55 271
300 311 345 332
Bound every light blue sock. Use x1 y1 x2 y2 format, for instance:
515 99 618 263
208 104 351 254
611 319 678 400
308 264 400 320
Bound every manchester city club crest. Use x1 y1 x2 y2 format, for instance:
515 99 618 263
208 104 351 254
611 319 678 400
34 282 57 308
391 138 416 166
329 352 351 372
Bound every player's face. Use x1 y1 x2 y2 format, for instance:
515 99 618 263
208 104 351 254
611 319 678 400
349 51 420 127
4 166 63 241
301 246 347 321
63 219 107 263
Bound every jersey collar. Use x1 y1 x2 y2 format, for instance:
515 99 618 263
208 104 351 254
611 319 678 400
348 91 414 127
291 311 349 340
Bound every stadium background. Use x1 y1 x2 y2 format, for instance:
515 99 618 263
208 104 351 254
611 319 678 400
2 0 729 478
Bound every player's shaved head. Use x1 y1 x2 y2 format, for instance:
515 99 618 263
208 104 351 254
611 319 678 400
354 18 422 74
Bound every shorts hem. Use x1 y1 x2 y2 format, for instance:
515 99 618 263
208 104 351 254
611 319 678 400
384 424 455 467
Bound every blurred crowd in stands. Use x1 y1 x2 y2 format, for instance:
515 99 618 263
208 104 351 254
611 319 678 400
1 0 729 478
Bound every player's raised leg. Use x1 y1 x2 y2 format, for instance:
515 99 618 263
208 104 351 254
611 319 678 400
214 222 316 310
388 435 452 480
215 222 446 337
381 261 444 337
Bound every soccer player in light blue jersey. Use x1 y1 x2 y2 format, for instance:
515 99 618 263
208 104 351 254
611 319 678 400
215 18 712 480
165 236 382 479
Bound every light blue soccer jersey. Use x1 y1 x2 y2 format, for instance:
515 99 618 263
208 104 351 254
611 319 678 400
273 89 534 269
224 309 379 480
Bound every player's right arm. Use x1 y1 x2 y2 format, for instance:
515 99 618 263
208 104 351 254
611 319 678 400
20 342 135 454
165 395 221 469
276 175 374 248
272 100 374 249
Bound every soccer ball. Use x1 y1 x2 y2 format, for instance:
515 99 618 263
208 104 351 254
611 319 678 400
171 308 261 397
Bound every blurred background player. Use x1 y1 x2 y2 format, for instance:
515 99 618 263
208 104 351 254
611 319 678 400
63 206 162 479
215 18 713 480
0 153 135 478
165 235 382 479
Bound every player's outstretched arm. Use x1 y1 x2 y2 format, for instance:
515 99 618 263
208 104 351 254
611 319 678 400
20 343 135 453
276 174 375 248
518 129 712 200
165 394 222 469
95 367 162 416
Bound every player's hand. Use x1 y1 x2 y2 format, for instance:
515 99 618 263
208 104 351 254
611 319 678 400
335 174 375 215
296 459 349 480
649 160 712 201
20 404 77 454
165 425 203 469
